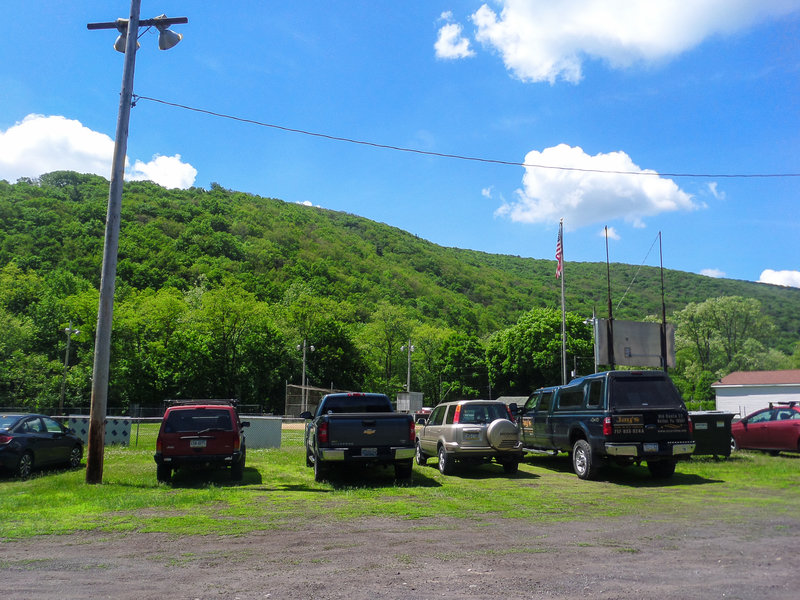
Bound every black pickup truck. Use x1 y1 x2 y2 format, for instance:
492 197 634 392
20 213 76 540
519 370 695 480
300 392 416 481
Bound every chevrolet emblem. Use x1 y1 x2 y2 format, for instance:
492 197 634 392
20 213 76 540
363 428 376 435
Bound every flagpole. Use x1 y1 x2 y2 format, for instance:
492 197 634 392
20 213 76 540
557 219 567 385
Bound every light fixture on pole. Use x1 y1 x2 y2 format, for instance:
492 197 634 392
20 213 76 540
297 340 315 413
400 339 415 392
58 322 80 416
85 2 187 484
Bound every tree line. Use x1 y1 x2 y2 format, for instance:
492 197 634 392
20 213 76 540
1 172 798 413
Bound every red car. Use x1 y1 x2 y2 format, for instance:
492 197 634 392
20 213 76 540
731 402 800 455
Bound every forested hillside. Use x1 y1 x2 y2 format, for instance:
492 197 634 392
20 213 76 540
1 171 799 413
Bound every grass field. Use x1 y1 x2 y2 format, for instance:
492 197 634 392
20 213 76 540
2 423 799 540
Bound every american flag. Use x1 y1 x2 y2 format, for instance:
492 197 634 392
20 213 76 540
555 221 563 279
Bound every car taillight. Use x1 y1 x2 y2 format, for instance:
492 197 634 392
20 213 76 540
506 406 515 423
408 419 416 443
0 434 12 445
234 435 241 451
318 421 329 444
155 438 162 453
603 417 613 436
687 416 693 435
453 404 462 424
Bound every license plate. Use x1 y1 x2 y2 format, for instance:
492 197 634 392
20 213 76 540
190 439 207 448
643 443 658 453
464 431 479 440
361 447 377 457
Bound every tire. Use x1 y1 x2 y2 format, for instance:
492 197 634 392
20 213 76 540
486 418 519 451
648 460 676 479
730 436 739 453
313 456 328 482
502 459 519 475
156 463 171 483
231 458 244 481
438 445 454 475
68 445 83 469
415 440 427 466
306 448 314 468
16 451 33 479
394 459 413 480
572 439 597 480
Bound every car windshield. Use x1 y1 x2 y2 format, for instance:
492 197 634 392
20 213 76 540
0 415 23 431
164 409 234 433
610 376 684 409
459 404 509 424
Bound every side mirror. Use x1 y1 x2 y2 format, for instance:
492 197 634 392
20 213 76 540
299 411 313 420
416 417 427 426
240 421 250 428
509 402 519 415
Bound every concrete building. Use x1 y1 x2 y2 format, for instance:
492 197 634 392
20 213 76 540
711 370 800 417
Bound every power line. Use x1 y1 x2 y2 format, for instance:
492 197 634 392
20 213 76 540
134 94 800 180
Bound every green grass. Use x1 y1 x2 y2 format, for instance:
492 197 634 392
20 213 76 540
2 424 799 540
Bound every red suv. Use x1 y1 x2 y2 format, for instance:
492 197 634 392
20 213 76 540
154 400 249 483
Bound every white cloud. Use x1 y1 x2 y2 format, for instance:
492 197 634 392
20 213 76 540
129 154 197 189
0 114 196 189
707 182 726 200
758 269 800 288
435 22 475 59
495 144 698 229
602 226 621 241
464 0 800 83
701 268 726 278
0 114 114 180
481 186 494 199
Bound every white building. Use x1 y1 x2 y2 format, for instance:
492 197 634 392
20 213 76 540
711 370 800 417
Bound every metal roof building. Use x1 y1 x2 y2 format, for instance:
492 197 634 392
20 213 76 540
711 370 800 417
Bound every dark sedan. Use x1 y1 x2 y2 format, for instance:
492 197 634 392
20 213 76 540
0 414 83 478
731 403 800 455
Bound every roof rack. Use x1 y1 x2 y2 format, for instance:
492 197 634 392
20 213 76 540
165 399 238 407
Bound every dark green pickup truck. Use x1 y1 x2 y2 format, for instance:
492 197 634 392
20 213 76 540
518 370 695 480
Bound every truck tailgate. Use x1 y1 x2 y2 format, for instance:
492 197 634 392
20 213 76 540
327 413 412 447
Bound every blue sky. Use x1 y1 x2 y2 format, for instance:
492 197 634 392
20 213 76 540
1 1 799 287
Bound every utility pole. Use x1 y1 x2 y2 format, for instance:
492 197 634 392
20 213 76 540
85 3 186 483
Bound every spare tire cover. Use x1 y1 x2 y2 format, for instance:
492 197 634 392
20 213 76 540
486 418 518 450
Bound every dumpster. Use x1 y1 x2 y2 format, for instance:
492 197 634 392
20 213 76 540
690 411 735 457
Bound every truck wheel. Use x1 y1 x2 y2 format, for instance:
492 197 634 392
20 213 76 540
647 460 676 479
730 436 739 453
394 459 413 480
156 463 171 483
415 440 427 466
438 446 454 475
572 439 597 480
306 449 313 468
313 457 328 482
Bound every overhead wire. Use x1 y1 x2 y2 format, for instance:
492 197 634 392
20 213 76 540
133 95 800 180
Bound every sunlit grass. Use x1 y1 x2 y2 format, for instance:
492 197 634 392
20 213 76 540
2 424 798 540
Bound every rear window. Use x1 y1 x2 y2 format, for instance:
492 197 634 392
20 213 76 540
459 403 509 424
164 408 234 433
610 376 684 409
321 396 391 414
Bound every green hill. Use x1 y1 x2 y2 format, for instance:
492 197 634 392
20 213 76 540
1 171 798 411
2 171 798 345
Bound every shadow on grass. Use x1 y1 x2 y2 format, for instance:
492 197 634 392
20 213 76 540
523 453 723 487
414 461 540 482
166 466 263 488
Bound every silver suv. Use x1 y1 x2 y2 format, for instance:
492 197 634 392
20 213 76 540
415 400 523 475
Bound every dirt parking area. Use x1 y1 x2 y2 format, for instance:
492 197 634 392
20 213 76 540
3 508 797 599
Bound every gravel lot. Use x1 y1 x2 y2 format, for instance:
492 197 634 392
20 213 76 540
3 508 797 599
